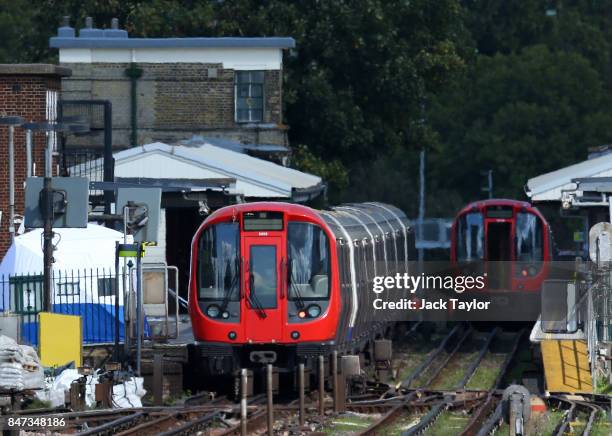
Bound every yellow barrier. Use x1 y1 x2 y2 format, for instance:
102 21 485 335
38 312 82 368
541 339 592 393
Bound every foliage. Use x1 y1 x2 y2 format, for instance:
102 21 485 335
3 1 612 216
429 44 612 202
291 144 348 200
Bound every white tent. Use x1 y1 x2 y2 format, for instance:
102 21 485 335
0 224 124 276
0 225 132 344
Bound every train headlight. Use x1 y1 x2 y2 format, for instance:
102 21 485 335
306 304 322 318
228 331 237 340
221 311 230 319
291 331 300 339
206 305 220 318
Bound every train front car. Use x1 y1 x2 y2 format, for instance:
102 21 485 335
188 202 413 381
450 199 552 320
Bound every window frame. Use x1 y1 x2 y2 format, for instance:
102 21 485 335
57 281 80 296
234 70 265 123
249 244 278 309
286 221 332 301
97 277 116 297
198 221 241 302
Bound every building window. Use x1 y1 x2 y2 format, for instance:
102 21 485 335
235 71 264 123
57 282 80 296
97 277 116 297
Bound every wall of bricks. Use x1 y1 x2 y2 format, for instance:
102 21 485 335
0 66 69 259
60 62 287 149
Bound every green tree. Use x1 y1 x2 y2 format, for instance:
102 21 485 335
428 45 612 209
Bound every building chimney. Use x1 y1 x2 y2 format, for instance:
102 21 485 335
80 17 104 38
57 16 75 38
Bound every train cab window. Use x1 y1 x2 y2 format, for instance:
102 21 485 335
249 245 277 309
287 223 330 300
457 212 484 261
198 222 240 300
516 212 543 262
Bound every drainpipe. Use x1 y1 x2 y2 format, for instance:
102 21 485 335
125 63 143 147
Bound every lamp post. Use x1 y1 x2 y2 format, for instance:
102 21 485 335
0 116 25 243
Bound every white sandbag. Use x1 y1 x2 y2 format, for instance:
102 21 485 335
22 366 45 390
35 384 65 408
20 345 44 390
0 335 24 363
52 368 82 392
37 369 100 408
112 377 146 408
0 362 24 390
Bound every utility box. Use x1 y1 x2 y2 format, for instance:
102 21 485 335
116 188 161 243
24 177 89 228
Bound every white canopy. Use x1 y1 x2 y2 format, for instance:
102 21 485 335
526 152 612 202
0 224 124 276
70 141 325 202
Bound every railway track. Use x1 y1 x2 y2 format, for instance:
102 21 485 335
335 325 530 435
2 323 609 435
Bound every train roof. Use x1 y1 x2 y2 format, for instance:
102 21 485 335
320 203 410 242
202 201 410 242
454 198 547 222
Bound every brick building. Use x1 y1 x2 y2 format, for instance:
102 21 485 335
49 19 295 155
0 65 71 258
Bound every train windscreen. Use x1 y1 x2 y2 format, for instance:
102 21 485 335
198 222 240 300
287 223 330 300
516 212 543 263
456 212 484 261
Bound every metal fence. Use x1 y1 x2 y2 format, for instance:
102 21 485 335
60 148 105 181
583 262 612 388
0 269 126 346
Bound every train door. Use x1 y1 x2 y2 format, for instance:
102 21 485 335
485 220 514 289
243 235 285 342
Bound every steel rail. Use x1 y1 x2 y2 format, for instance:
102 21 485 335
457 327 499 389
578 400 603 436
555 401 577 436
402 401 448 435
156 410 222 436
400 323 465 389
493 329 525 389
460 330 525 435
356 391 418 436
459 393 499 436
77 412 148 436
423 326 473 388
475 401 504 436
114 412 181 436
217 409 267 436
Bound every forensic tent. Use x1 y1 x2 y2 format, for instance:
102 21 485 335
0 224 128 345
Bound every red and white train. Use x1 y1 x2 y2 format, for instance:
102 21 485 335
188 202 413 375
450 199 553 318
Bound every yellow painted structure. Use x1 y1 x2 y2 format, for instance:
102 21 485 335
38 312 82 367
541 339 592 393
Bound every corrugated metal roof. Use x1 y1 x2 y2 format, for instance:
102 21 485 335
526 152 612 201
180 135 289 154
103 142 323 201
